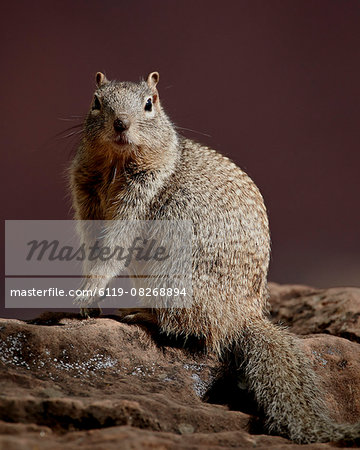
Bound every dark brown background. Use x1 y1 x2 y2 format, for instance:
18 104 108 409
2 0 360 318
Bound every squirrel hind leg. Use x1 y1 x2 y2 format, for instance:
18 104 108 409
116 308 159 326
329 422 360 445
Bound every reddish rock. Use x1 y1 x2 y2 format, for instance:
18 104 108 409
269 282 360 341
0 284 359 448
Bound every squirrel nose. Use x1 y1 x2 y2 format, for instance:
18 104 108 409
113 118 130 133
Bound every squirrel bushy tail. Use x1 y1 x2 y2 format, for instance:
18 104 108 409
237 318 360 444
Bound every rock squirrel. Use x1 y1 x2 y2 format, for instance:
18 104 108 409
69 71 360 443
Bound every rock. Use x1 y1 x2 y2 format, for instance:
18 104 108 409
0 284 359 448
269 282 360 341
299 335 360 425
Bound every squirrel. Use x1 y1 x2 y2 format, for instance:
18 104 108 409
69 71 360 444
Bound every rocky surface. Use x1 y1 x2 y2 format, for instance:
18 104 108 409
0 283 359 449
269 283 360 342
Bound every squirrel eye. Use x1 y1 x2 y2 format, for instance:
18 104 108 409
92 95 101 111
144 97 152 112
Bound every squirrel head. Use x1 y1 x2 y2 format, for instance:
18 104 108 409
84 71 175 153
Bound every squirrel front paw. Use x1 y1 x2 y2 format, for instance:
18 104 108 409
80 307 102 319
73 277 106 310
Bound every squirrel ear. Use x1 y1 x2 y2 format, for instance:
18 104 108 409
147 72 160 89
95 72 108 87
